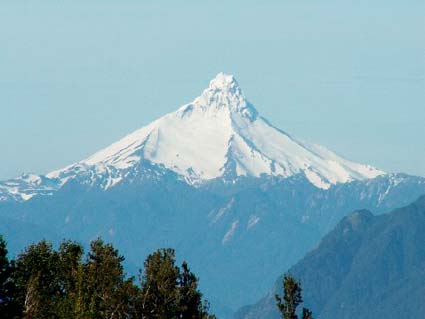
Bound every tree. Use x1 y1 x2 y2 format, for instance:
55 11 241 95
138 248 180 318
178 261 202 317
56 240 85 319
13 240 61 319
0 235 19 318
11 238 137 319
3 238 215 319
275 273 313 319
137 248 215 319
178 261 217 319
84 238 138 319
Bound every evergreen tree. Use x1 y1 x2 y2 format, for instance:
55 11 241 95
137 249 215 319
138 248 180 318
275 273 313 319
3 238 216 319
56 240 84 319
178 261 216 319
0 235 19 318
84 238 138 319
178 261 202 318
12 238 138 319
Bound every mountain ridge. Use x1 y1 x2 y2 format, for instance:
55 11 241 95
1 169 425 317
234 195 425 319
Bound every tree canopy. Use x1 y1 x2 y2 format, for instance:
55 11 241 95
0 236 215 319
275 273 313 319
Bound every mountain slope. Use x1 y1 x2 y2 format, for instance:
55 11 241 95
235 195 425 319
1 73 383 202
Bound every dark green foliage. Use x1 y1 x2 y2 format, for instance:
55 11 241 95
55 240 84 318
178 261 203 318
83 238 138 319
301 308 313 319
0 235 19 318
0 236 214 319
138 248 180 318
138 248 215 319
275 274 312 319
13 240 61 318
11 238 138 319
178 261 216 319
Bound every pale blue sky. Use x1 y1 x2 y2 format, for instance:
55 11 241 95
1 0 424 179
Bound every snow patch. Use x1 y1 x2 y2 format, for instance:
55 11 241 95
222 220 239 244
20 193 35 201
212 198 235 223
247 215 260 229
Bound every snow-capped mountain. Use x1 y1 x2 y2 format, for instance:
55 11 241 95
1 73 425 318
1 73 383 201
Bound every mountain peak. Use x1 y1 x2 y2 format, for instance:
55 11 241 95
208 72 239 91
188 72 258 119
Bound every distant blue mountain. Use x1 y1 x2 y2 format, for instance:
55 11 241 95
235 195 425 319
